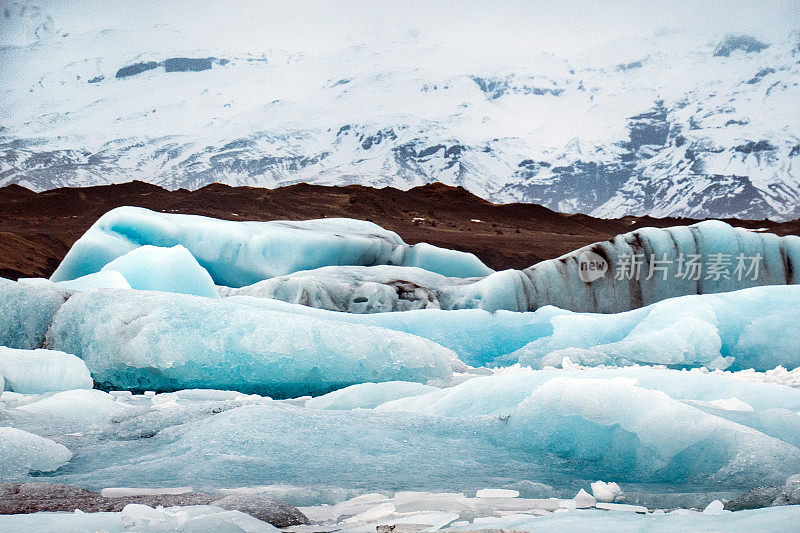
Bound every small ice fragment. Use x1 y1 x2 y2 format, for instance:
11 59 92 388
476 488 520 498
703 500 725 515
573 489 596 508
144 391 156 397
595 502 646 513
591 481 623 503
109 391 133 399
345 502 395 523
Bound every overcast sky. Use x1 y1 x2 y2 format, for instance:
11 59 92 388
6 0 800 55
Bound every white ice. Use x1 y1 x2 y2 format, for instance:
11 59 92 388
0 346 93 393
18 389 134 419
0 427 72 478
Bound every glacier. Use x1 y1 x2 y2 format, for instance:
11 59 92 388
42 288 458 396
2 1 799 221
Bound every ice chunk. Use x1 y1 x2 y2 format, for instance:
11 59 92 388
18 389 134 419
46 289 457 397
522 220 800 313
505 377 800 484
590 481 623 503
378 365 800 420
703 499 726 515
55 269 132 291
120 503 280 532
0 278 70 350
305 382 438 410
100 244 219 297
0 347 93 393
594 502 647 513
50 207 491 287
573 489 596 508
102 486 193 497
0 427 72 478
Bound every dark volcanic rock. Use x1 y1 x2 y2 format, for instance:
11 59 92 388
213 493 310 527
725 474 800 511
0 482 309 527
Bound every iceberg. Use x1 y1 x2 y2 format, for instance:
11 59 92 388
0 427 72 479
101 244 219 297
44 289 458 396
23 377 798 491
49 207 492 287
227 265 532 313
0 346 93 393
49 210 800 314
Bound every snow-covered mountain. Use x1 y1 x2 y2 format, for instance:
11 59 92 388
1 0 799 219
